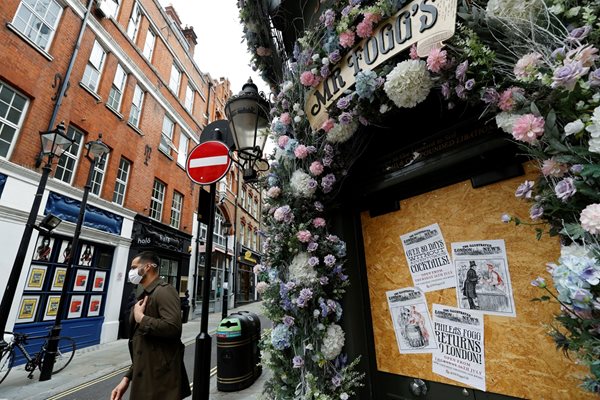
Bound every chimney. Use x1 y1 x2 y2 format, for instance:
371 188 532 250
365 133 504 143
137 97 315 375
164 5 182 25
182 26 198 56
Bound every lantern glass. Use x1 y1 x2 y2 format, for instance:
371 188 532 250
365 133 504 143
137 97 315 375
86 139 110 160
40 124 74 157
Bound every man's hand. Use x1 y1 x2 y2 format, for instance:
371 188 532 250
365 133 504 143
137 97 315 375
110 377 130 400
134 297 147 323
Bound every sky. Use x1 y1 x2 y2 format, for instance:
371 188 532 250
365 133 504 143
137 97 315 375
158 1 270 96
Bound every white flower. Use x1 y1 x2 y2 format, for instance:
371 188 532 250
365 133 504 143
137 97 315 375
290 170 317 197
313 309 320 318
564 119 584 136
384 60 432 108
586 106 600 138
495 112 520 134
294 116 302 123
296 109 305 117
561 244 592 259
321 324 345 360
486 0 543 19
326 121 358 143
548 4 563 14
589 137 600 153
340 394 349 400
380 104 390 113
282 81 293 93
256 281 269 294
289 252 317 283
293 103 301 112
580 203 600 234
311 68 318 75
312 54 320 61
305 343 314 351
322 57 330 65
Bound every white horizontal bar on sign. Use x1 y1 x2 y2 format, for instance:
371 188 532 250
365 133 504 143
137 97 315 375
189 155 228 168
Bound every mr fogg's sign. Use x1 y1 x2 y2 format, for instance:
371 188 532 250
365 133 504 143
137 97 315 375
305 0 458 130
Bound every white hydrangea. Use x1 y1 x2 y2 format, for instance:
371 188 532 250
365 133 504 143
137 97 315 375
256 281 269 294
384 60 432 108
326 121 358 143
290 170 317 197
289 252 317 283
321 324 345 360
561 243 592 258
586 107 600 153
486 0 544 20
495 112 521 134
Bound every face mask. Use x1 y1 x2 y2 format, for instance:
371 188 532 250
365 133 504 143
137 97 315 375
128 267 144 285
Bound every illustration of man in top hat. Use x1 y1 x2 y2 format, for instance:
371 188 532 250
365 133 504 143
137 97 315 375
462 261 479 309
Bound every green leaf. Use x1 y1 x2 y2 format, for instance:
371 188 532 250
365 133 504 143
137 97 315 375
581 164 600 179
530 102 541 116
536 228 543 240
545 138 570 153
546 110 557 130
560 223 586 240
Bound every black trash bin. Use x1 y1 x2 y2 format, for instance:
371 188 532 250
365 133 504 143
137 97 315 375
216 312 261 392
181 304 190 323
233 311 262 380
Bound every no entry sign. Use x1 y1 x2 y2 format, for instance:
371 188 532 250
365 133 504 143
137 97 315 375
186 141 231 185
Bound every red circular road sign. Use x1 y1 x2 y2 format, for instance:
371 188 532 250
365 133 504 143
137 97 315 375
186 141 232 185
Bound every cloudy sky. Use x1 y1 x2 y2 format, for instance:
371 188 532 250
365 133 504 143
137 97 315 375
158 1 270 95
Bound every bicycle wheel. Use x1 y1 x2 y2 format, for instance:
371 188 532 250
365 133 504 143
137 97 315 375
0 346 14 384
52 337 75 373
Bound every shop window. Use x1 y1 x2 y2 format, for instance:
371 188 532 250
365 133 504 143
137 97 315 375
159 258 178 288
11 0 62 51
0 82 28 158
169 64 181 95
184 85 194 113
107 64 127 111
112 157 131 205
82 40 106 93
177 134 188 167
126 1 141 42
90 152 109 196
128 84 144 128
54 125 83 184
159 116 175 155
170 191 183 229
142 29 155 61
149 179 165 221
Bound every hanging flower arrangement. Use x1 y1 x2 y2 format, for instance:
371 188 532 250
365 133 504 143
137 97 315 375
239 0 600 397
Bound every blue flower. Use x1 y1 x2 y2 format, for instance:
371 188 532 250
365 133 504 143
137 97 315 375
271 324 291 350
355 70 379 101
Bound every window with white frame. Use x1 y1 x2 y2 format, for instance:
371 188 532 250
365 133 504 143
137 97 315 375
54 125 83 184
253 230 257 251
90 153 109 196
82 40 106 93
159 116 174 155
240 223 245 247
241 188 246 209
99 0 120 18
170 191 183 229
112 157 130 205
0 82 28 158
254 198 259 218
107 64 127 111
128 84 144 127
12 0 63 51
150 179 165 221
169 64 181 94
126 1 142 42
184 85 194 112
142 29 155 61
177 134 188 166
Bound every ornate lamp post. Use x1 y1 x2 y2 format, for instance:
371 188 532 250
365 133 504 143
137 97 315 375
221 221 233 320
40 135 110 381
0 123 74 351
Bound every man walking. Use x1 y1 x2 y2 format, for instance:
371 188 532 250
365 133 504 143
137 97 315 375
111 251 190 400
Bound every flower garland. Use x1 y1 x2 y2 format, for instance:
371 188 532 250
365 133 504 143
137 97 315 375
239 0 600 396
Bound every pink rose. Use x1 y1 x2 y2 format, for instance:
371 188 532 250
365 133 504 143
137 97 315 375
498 87 522 112
426 48 447 73
320 118 335 133
313 217 326 228
297 230 312 243
278 135 290 148
300 71 316 87
512 114 545 144
280 112 292 125
541 158 568 177
294 145 309 159
339 30 356 48
309 161 324 176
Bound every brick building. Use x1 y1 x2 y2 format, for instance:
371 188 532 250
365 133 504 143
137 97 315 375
0 0 235 349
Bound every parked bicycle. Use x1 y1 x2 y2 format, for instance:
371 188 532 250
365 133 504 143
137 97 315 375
0 331 76 384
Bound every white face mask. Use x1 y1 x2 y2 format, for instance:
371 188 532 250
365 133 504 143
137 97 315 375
128 267 144 285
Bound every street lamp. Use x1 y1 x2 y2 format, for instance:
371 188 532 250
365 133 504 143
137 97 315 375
221 221 232 320
40 134 110 381
0 122 74 351
192 80 270 400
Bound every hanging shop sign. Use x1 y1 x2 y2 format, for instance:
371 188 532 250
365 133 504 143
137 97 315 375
134 224 184 253
305 0 458 129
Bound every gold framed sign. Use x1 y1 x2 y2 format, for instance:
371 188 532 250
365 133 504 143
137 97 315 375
51 267 67 291
25 265 47 290
16 295 39 323
43 295 61 321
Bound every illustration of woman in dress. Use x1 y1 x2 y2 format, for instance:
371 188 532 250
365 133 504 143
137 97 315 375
80 245 93 266
36 237 52 261
61 242 72 264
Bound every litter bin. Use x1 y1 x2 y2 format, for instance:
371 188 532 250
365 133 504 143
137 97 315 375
180 297 190 324
216 312 261 391
233 311 262 380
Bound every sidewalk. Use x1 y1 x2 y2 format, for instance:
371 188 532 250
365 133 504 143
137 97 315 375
1 301 268 400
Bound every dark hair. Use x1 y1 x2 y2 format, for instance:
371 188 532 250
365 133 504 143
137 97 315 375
135 251 160 267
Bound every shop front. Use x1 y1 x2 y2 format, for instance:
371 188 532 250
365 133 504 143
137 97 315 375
235 246 259 305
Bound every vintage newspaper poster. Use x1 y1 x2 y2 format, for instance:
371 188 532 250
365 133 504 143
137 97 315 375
432 304 486 391
400 223 455 292
452 239 516 317
387 287 438 354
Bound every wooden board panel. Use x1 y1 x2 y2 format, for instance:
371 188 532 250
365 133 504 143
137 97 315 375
361 162 593 399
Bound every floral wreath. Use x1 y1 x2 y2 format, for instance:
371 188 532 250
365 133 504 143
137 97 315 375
240 0 600 397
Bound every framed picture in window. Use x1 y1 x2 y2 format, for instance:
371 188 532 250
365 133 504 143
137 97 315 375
43 295 61 321
32 236 54 262
58 240 73 264
79 244 95 266
92 271 106 292
73 269 89 291
16 295 39 323
67 295 84 319
25 265 47 291
179 276 188 296
88 295 102 317
51 267 67 291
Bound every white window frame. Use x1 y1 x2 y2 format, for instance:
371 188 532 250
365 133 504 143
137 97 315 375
170 191 183 229
11 0 63 51
54 126 84 184
184 85 194 113
159 116 175 155
150 179 165 221
169 64 181 94
107 64 127 111
142 29 156 61
82 40 106 93
112 157 131 205
177 134 188 167
90 153 109 196
0 81 29 159
126 1 142 42
240 223 245 247
128 84 144 127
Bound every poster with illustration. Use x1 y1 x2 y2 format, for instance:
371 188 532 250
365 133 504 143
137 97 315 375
92 271 106 292
73 269 89 291
79 244 94 266
387 287 437 354
68 295 84 318
43 295 61 321
25 265 47 290
32 236 54 261
452 240 516 317
58 240 73 264
51 267 67 291
88 295 102 317
16 295 39 323
400 223 455 292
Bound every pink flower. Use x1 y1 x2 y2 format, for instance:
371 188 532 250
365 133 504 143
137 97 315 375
363 12 381 25
313 217 326 228
580 203 600 234
310 161 324 176
339 30 356 48
566 45 599 68
300 71 316 87
498 87 522 112
280 112 292 125
278 135 290 148
426 48 447 73
321 118 335 133
541 158 568 177
512 114 545 144
256 46 272 57
409 44 419 60
297 230 313 243
356 21 374 38
513 52 542 80
294 145 309 159
267 186 281 198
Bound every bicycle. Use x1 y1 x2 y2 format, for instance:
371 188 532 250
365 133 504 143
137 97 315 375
0 331 76 384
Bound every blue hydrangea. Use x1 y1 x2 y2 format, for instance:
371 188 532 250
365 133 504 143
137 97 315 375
322 31 339 55
271 324 291 350
284 139 298 157
355 70 379 102
272 120 286 135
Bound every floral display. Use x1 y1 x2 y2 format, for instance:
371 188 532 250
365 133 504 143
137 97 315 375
239 0 600 396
